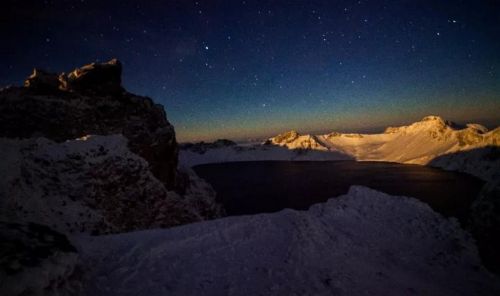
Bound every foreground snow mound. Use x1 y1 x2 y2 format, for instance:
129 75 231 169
78 186 500 295
0 135 221 235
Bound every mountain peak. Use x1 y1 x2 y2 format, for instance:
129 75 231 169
270 130 300 144
421 115 445 122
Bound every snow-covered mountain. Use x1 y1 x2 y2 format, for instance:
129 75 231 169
181 115 499 181
269 116 498 165
264 130 328 150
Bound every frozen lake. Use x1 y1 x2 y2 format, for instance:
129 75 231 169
194 161 484 219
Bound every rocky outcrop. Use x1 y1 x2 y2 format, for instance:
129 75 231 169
0 59 177 188
23 69 60 93
61 58 124 95
0 132 222 235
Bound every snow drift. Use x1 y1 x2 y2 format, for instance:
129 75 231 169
77 186 500 295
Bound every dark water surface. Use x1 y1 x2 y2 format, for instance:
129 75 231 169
193 161 484 218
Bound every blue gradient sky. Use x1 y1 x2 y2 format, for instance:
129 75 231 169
1 0 499 142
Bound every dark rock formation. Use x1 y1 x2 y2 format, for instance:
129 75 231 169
0 59 177 188
61 58 124 95
23 68 60 93
0 222 79 295
469 181 500 273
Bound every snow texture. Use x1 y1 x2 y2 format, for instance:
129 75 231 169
76 186 500 296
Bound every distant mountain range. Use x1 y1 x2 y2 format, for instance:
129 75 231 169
181 115 500 181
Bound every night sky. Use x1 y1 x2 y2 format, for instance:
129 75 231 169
1 0 499 142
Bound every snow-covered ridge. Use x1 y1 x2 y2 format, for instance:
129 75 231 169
181 116 499 181
269 116 498 162
77 186 500 295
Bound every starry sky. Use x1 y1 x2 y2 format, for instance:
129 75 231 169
1 0 499 142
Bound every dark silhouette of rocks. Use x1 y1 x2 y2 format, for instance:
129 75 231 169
23 68 60 93
61 58 124 95
1 59 177 188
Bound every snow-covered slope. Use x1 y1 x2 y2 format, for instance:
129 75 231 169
76 186 500 295
0 135 222 235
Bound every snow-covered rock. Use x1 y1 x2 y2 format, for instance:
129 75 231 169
0 135 222 235
76 186 500 295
